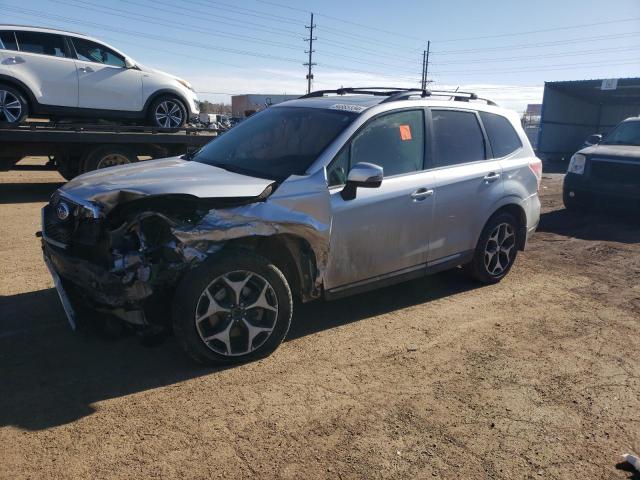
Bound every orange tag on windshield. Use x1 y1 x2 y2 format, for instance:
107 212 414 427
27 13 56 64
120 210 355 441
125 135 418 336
399 124 412 141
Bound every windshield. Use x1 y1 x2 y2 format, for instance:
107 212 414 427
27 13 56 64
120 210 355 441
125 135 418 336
601 121 640 146
193 106 357 181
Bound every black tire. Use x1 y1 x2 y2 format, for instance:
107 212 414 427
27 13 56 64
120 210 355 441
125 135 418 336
56 157 82 181
173 250 293 366
464 212 519 284
0 83 29 124
148 95 187 128
83 145 137 173
563 188 589 212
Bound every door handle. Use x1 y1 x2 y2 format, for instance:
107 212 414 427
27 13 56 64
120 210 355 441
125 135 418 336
483 172 501 182
78 66 94 73
410 188 434 200
6 56 24 64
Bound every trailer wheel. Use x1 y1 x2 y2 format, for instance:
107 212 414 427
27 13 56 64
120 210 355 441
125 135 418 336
83 145 137 173
56 156 82 181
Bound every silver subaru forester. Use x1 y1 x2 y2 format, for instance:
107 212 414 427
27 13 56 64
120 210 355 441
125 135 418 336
41 88 542 365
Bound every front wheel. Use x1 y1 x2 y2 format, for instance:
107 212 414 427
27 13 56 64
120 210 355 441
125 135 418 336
173 250 293 365
148 96 187 128
464 212 519 284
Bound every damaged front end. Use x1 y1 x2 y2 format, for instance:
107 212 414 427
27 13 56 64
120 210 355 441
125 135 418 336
41 165 332 329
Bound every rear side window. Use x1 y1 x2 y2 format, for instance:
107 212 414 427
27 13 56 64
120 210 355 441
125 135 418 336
15 31 67 57
0 31 18 50
480 112 522 158
71 37 125 67
431 110 485 167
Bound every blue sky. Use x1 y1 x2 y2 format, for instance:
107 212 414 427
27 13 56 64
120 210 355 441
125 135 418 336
4 0 640 111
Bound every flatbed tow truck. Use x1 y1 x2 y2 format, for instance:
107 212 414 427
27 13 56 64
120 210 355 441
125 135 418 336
0 121 217 179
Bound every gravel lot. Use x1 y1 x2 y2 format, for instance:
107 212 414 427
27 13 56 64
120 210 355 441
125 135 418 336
1 158 639 479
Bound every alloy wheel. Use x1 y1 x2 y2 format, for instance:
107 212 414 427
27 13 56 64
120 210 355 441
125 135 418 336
195 270 279 357
154 100 183 128
484 222 516 276
0 90 23 123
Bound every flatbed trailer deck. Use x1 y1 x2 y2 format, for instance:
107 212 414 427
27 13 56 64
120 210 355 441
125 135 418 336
0 122 218 179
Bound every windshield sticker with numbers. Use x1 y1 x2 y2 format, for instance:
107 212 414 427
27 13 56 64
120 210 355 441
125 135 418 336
329 104 367 113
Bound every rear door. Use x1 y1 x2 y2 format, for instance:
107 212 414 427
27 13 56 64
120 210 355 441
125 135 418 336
324 109 436 290
0 31 18 76
69 36 142 112
429 108 503 263
10 30 78 107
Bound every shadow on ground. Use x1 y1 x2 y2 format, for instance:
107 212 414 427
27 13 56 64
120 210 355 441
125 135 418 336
0 182 64 204
538 207 640 244
0 268 478 431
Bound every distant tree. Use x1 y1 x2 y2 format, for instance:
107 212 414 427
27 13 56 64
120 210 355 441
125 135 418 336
198 101 231 115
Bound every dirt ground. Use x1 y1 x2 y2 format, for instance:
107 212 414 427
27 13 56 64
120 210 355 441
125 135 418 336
1 157 639 480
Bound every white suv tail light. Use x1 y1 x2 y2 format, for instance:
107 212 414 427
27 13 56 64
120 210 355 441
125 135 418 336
529 158 543 190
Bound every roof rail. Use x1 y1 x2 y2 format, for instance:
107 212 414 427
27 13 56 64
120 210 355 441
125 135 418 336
300 87 419 98
300 87 497 106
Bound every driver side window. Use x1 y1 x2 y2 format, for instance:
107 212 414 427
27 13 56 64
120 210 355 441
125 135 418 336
327 109 425 187
71 37 126 68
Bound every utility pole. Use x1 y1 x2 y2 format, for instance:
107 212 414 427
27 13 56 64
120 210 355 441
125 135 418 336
425 40 431 87
304 13 317 94
421 49 426 90
421 41 431 90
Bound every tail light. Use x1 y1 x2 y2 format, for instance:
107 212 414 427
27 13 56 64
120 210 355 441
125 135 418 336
529 158 543 190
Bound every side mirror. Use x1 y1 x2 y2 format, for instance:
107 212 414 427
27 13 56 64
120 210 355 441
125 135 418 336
124 57 137 69
585 133 602 146
341 162 383 200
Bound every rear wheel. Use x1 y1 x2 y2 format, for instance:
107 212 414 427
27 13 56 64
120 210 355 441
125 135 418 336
173 250 293 366
464 212 519 284
0 84 28 124
83 145 137 173
148 96 187 128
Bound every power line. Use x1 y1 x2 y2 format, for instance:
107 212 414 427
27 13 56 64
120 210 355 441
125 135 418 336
434 16 640 43
435 59 640 76
52 0 302 51
433 31 640 55
123 0 303 39
434 44 640 65
4 5 304 62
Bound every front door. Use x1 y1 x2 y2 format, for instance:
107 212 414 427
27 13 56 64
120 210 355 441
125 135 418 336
70 36 142 112
324 109 435 290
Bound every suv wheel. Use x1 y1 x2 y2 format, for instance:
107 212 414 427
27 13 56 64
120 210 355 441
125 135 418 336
173 250 293 365
0 84 28 124
149 96 187 128
465 212 519 284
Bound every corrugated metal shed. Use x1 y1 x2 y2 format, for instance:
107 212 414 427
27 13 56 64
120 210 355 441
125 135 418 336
537 77 640 161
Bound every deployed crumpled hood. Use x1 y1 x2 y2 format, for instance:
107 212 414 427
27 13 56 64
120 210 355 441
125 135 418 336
580 144 640 159
60 157 274 210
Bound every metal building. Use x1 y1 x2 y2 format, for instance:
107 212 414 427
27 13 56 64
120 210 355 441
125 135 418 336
231 94 301 118
537 77 640 161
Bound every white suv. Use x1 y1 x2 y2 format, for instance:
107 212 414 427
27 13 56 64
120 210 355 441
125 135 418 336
0 25 199 127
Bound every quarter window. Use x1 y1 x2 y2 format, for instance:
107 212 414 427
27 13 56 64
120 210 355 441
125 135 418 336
0 31 18 51
480 112 522 158
328 110 424 186
71 37 126 67
15 31 67 57
431 110 485 167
